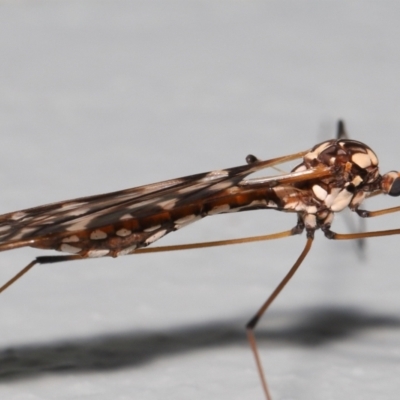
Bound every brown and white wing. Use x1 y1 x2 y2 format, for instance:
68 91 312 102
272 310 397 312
0 149 311 252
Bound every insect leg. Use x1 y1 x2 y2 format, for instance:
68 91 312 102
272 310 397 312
134 229 297 254
324 203 400 240
0 255 82 294
341 210 367 254
349 206 400 249
355 205 400 218
323 227 400 241
246 232 314 400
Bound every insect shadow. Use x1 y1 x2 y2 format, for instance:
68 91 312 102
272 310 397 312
1 306 399 381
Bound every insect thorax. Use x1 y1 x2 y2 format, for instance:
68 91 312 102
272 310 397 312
290 139 380 230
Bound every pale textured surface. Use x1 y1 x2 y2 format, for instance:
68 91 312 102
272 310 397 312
1 2 400 399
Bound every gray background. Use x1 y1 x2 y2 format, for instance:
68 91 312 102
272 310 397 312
1 2 400 399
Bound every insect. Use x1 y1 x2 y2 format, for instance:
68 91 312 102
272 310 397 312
1 121 400 399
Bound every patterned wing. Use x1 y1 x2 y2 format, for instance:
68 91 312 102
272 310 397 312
0 149 309 255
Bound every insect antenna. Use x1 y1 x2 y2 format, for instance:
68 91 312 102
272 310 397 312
336 119 348 139
336 119 367 253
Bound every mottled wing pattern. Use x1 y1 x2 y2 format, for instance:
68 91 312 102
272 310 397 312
0 150 310 255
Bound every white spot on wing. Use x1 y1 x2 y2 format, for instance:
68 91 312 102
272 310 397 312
209 181 232 191
66 220 89 232
157 199 178 210
117 244 137 256
120 214 132 220
116 228 132 237
62 235 80 243
208 204 230 215
136 179 185 195
0 225 11 233
11 212 27 221
128 199 158 210
175 214 198 225
60 202 88 211
144 225 161 232
248 200 266 207
205 170 229 180
63 208 91 217
145 229 167 245
90 230 107 240
12 227 36 240
87 249 109 258
62 201 87 209
174 214 201 229
177 186 202 194
60 244 81 254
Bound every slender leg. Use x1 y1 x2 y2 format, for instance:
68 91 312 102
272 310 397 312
0 254 82 294
321 206 400 240
0 260 38 294
356 205 400 218
134 229 299 254
325 193 400 241
323 227 400 240
349 204 400 251
0 226 310 399
246 235 314 400
0 229 302 293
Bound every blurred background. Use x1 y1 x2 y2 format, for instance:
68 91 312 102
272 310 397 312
0 2 400 399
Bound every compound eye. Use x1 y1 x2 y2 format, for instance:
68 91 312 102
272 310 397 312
389 177 400 196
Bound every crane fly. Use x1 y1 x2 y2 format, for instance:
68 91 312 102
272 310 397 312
1 121 400 399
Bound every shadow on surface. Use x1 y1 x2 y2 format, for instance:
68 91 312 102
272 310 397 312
1 306 399 381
